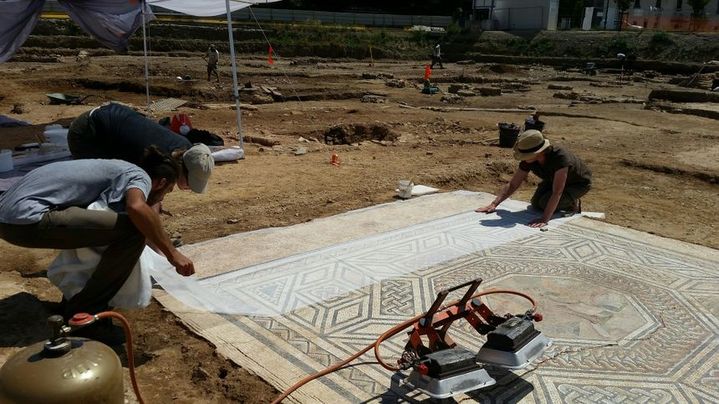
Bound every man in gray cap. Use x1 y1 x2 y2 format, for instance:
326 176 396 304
475 130 591 228
431 43 443 69
0 149 194 319
68 102 214 194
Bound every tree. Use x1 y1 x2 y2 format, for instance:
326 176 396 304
688 0 710 17
616 0 632 31
272 0 465 15
558 0 585 28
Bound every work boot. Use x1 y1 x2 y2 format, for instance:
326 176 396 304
559 199 582 217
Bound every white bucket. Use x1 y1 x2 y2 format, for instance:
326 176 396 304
44 127 69 146
0 149 13 172
397 180 414 199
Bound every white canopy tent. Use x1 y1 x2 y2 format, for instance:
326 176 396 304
147 0 271 17
0 0 281 152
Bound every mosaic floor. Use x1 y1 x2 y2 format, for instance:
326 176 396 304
156 193 719 403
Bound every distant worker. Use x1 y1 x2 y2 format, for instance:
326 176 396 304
67 103 214 194
475 130 592 228
431 43 444 69
0 149 194 318
205 44 220 83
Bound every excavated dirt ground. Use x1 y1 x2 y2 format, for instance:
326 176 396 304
1 54 717 403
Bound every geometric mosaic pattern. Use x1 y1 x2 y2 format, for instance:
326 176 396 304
158 197 719 403
194 201 577 316
213 219 719 402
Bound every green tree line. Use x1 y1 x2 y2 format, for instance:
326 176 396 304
269 0 467 15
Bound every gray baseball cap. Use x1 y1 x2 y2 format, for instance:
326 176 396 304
182 143 214 193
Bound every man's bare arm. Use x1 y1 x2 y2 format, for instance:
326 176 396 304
125 188 194 276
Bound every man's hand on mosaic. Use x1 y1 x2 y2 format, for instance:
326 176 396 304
528 217 548 228
475 203 497 213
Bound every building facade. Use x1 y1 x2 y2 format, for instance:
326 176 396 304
472 0 560 30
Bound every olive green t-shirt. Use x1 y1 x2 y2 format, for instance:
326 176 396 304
519 146 591 185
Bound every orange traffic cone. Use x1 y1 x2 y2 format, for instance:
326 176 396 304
330 152 340 167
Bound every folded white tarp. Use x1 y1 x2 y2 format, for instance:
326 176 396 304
46 201 156 309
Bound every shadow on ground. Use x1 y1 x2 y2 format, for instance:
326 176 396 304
364 368 534 403
0 292 58 347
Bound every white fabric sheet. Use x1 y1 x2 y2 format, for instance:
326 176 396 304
48 244 164 309
148 0 280 17
46 202 157 309
0 0 44 63
153 198 583 316
0 0 279 63
0 0 151 62
59 0 153 52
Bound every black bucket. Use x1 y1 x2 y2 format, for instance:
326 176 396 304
524 119 545 131
498 122 521 148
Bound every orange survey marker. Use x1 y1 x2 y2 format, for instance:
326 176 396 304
330 152 340 166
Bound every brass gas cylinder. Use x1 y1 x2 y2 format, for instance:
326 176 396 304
0 315 124 404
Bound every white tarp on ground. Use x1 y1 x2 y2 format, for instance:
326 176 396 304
153 193 582 316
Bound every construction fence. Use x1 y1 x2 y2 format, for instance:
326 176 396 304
624 15 719 32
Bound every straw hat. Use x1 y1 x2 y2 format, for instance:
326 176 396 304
513 130 551 161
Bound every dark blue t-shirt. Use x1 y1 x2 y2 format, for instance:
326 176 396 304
90 103 191 163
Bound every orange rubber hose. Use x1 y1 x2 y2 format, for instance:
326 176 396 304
271 289 536 403
96 311 145 404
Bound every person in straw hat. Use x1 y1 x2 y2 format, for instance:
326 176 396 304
476 129 592 228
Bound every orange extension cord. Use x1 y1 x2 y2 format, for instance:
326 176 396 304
270 289 537 404
70 312 145 404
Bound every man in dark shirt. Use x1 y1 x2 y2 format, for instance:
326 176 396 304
68 103 213 194
476 130 591 228
431 43 443 69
